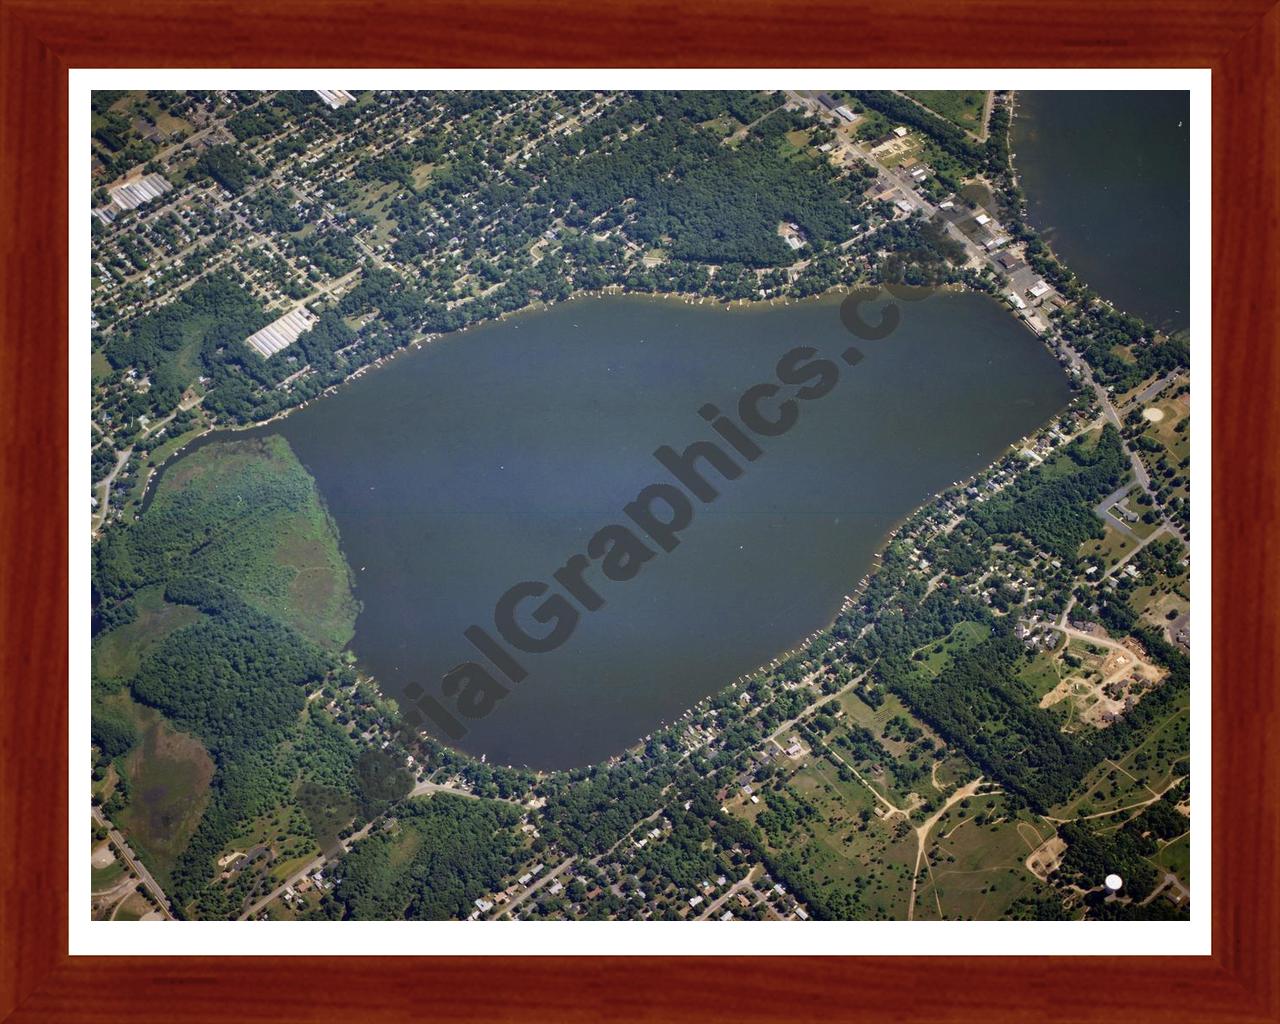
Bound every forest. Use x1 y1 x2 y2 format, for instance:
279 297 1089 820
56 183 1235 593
888 623 1096 811
970 426 1129 560
133 580 334 911
537 760 672 857
91 437 370 913
130 579 327 759
538 104 860 266
325 795 524 920
195 144 262 195
101 272 271 426
102 267 366 426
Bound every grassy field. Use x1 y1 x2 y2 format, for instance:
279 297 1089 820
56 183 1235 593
1018 649 1065 701
903 91 987 132
110 891 157 921
298 778 358 856
1132 564 1190 632
1081 523 1139 568
91 846 127 893
109 694 215 889
94 584 203 679
137 436 359 649
1136 387 1191 506
778 128 817 163
831 682 962 805
1152 832 1190 883
411 163 436 190
958 180 997 212
912 620 990 678
1051 685 1189 822
699 115 738 138
914 794 1054 921
224 800 320 886
732 751 918 920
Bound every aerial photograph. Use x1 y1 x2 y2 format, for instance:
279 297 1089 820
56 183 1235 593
88 87 1192 924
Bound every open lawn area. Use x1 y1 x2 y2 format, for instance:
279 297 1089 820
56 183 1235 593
913 793 1055 921
91 844 127 893
733 751 918 920
1018 649 1065 701
1051 687 1189 822
902 91 987 132
411 162 436 190
1152 832 1190 884
1081 523 1139 568
911 620 991 679
94 584 203 680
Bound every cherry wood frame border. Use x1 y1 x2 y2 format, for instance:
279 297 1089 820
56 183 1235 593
2 2 1277 1020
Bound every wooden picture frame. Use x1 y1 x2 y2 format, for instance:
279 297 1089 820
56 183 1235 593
2 1 1275 1019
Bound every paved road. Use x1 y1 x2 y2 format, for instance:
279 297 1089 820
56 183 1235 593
487 857 574 920
695 866 762 920
1103 523 1173 579
1094 482 1141 541
92 447 133 535
240 779 510 919
1126 371 1179 410
239 817 377 921
92 806 174 919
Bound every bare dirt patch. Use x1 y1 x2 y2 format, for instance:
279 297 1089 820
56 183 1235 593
1025 836 1066 880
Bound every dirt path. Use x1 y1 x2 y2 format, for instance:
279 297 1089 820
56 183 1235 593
907 777 988 921
977 90 996 141
813 734 909 819
1042 775 1186 824
1054 623 1131 653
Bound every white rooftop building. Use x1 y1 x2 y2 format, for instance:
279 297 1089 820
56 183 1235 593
314 89 356 110
245 306 318 358
96 173 174 222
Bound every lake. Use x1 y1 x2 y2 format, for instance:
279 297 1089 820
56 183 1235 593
188 292 1073 769
1012 91 1191 332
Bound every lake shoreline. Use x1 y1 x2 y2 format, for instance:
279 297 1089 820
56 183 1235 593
134 277 1021 516
129 284 1075 773
1009 90 1190 332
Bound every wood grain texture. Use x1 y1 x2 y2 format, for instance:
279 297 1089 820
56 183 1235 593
1 1 1276 1020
